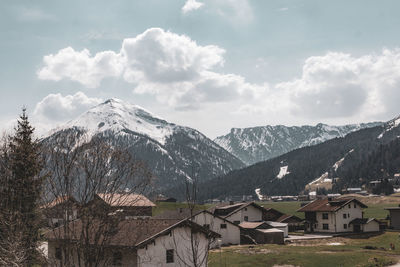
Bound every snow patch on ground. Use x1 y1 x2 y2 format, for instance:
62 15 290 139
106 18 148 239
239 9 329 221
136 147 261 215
255 188 263 200
277 165 290 179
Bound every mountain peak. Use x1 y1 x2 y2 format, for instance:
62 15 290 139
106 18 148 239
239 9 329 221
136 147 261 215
56 98 175 145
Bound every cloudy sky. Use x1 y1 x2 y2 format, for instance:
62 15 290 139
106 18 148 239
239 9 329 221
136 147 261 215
1 0 400 138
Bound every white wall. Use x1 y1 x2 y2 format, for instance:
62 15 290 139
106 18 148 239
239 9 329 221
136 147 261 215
137 226 211 267
225 205 262 223
363 220 380 232
315 200 363 233
192 212 240 247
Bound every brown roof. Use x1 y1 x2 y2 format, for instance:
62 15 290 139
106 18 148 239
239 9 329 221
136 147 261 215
276 214 303 223
96 193 155 207
41 196 78 209
239 222 267 229
297 198 367 212
46 218 220 248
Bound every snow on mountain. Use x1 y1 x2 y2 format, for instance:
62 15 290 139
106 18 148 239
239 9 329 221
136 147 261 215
44 98 245 193
214 122 381 165
55 98 174 145
276 165 290 179
378 115 400 139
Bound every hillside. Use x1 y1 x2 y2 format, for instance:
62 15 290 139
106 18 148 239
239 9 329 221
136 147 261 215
42 98 245 192
196 116 400 201
214 123 381 165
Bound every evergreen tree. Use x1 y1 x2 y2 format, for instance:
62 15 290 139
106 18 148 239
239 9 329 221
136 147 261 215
2 109 44 265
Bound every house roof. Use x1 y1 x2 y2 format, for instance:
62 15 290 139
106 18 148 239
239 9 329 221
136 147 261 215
46 218 220 248
41 196 78 209
155 209 242 229
349 218 379 225
276 214 303 223
264 207 285 216
297 198 367 212
96 193 156 207
239 222 267 229
213 202 267 218
257 228 284 233
266 221 287 227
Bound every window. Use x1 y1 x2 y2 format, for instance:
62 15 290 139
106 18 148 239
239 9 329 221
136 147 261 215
244 216 249 221
354 204 357 208
348 204 351 208
344 224 347 229
343 214 347 219
322 213 328 219
55 248 62 260
348 213 350 218
244 207 247 211
166 249 174 263
220 224 227 229
323 224 329 230
112 251 122 266
203 224 210 229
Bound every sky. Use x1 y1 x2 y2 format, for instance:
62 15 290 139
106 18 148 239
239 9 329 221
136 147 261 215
1 0 400 138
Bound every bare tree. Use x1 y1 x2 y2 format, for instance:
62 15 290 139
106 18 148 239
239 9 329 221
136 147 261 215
42 132 153 267
166 161 216 267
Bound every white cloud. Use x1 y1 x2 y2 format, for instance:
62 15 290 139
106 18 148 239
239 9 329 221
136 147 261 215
275 49 400 120
38 28 265 110
37 47 123 88
182 0 204 14
33 92 102 122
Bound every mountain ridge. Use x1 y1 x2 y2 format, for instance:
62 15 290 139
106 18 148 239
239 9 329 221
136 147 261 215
214 122 382 165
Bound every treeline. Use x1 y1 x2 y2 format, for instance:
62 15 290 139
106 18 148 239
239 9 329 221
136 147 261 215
193 122 400 201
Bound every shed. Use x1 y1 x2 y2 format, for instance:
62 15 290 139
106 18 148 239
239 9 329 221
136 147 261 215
266 221 288 237
385 207 400 230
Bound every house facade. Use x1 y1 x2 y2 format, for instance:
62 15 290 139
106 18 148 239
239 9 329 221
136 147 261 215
298 198 377 233
191 210 241 247
213 202 265 224
46 218 219 267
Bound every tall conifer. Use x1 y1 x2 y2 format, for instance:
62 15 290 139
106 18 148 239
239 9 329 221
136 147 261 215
7 108 44 265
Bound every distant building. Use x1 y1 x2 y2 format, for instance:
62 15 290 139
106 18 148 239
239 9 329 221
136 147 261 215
385 206 400 230
239 222 284 245
41 196 79 227
297 198 379 233
89 193 156 218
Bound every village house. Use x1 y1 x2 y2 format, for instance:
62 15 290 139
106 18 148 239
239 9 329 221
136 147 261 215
276 214 303 232
213 202 282 224
239 222 284 245
155 208 241 247
298 198 380 233
385 206 400 230
42 196 79 227
46 218 220 267
88 193 156 218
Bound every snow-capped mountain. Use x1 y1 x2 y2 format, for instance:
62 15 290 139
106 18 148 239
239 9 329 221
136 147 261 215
44 98 244 192
214 122 382 165
198 116 400 200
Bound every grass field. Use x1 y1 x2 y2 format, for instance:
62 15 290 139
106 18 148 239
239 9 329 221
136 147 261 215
208 232 400 267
